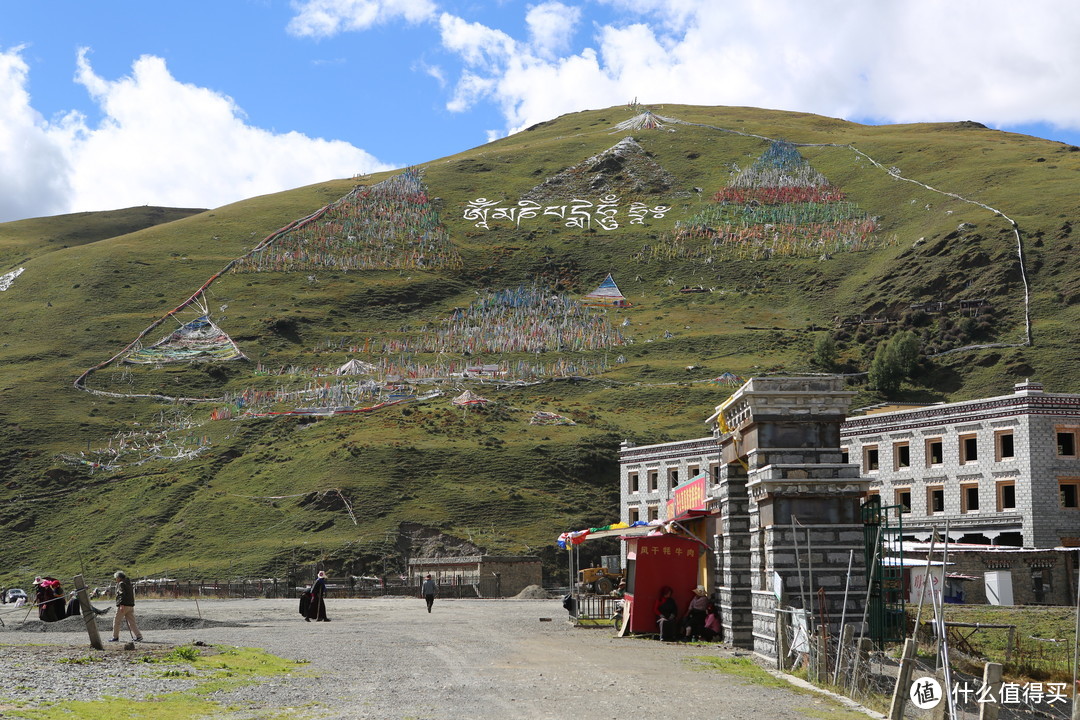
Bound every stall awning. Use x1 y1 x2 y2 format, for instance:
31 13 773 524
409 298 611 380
881 556 953 567
668 508 715 523
587 525 653 540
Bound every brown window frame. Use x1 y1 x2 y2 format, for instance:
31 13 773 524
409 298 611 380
926 437 944 467
994 430 1015 462
894 487 912 514
996 480 1016 512
960 482 980 513
629 472 640 493
628 507 640 523
893 441 911 471
1057 428 1078 458
863 445 880 473
1060 478 1080 509
668 468 679 489
647 470 658 492
959 433 979 465
927 485 945 514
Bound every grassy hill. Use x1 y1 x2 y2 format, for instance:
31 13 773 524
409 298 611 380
2 104 1078 587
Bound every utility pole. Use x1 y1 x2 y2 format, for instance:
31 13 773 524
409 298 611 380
73 575 102 650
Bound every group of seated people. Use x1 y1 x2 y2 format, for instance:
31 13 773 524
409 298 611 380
654 585 721 642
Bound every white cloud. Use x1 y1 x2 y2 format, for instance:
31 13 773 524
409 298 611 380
438 13 516 67
432 1 1080 138
0 46 392 223
0 47 74 222
526 2 582 58
288 0 437 38
414 59 447 88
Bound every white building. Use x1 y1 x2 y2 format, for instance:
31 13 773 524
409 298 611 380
619 437 720 524
839 381 1080 549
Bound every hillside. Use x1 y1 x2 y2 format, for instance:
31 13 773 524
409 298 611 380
1 104 1078 587
0 205 206 269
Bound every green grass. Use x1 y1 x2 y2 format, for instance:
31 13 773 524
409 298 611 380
2 644 309 720
693 655 876 719
693 655 793 687
1 104 1079 585
910 604 1080 682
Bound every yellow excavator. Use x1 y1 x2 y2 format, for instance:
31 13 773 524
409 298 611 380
578 566 624 595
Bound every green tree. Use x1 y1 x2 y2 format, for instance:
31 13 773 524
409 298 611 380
811 333 837 370
868 331 920 396
891 330 920 375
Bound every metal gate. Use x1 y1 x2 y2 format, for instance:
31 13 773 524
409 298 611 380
861 496 905 646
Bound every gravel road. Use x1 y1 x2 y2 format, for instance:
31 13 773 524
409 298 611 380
0 597 873 719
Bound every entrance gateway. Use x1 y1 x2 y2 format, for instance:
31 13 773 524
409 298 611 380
621 377 872 659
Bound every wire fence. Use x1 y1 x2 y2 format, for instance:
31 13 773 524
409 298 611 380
776 610 1073 719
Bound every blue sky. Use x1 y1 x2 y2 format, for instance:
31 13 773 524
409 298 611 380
2 0 1078 224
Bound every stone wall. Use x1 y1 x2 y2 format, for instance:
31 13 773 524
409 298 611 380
906 549 1075 606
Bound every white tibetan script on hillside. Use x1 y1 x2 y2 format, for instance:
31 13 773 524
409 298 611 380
463 195 670 231
0 267 24 291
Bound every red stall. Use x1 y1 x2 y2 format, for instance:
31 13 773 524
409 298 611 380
622 533 702 635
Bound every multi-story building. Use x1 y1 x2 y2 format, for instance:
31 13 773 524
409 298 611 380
619 437 720 525
839 380 1080 549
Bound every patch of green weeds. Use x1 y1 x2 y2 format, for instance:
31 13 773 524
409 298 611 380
692 655 792 687
56 654 104 665
0 645 313 720
797 704 875 720
694 655 878 719
3 693 219 720
166 645 201 662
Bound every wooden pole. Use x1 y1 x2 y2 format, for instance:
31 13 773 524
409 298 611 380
979 662 1003 720
73 574 103 651
889 638 917 720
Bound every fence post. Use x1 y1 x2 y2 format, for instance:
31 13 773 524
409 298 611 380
979 662 1003 720
73 574 103 651
889 638 917 720
849 636 874 694
834 623 855 686
931 668 948 720
813 633 827 684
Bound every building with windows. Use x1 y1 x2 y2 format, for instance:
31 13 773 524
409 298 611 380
839 381 1080 549
619 437 720 525
620 377 869 657
406 555 542 597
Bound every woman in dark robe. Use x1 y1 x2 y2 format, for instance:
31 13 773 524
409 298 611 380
34 578 67 622
305 571 329 622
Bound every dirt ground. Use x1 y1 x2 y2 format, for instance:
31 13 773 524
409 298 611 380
0 597 877 719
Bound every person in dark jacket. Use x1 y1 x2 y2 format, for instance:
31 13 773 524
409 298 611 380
110 571 143 642
305 571 329 622
421 574 437 613
653 585 678 641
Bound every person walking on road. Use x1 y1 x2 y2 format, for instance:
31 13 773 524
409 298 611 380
110 571 143 642
422 574 436 613
306 571 329 622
